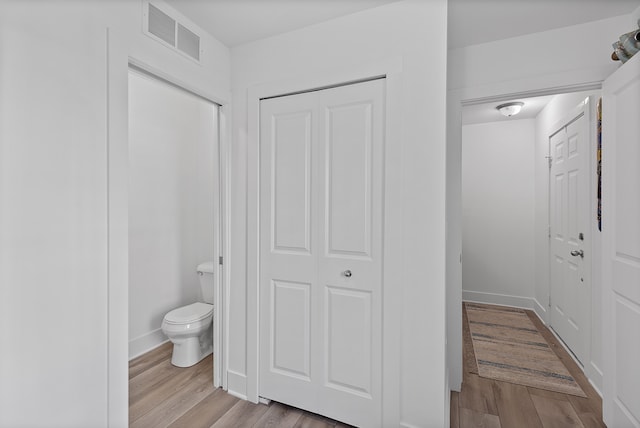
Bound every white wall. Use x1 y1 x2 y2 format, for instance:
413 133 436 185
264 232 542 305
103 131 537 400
462 119 536 306
128 70 217 359
229 0 448 425
0 1 230 426
448 16 628 93
0 4 109 425
534 90 603 391
447 13 632 392
632 5 640 26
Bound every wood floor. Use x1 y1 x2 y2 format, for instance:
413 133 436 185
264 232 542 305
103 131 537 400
451 304 606 428
129 343 353 428
130 303 604 428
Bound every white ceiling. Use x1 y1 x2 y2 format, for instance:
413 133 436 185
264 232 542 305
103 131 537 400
461 95 555 125
165 0 640 49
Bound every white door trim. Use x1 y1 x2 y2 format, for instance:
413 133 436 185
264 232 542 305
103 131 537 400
219 103 231 391
106 30 232 425
106 28 130 427
246 56 403 426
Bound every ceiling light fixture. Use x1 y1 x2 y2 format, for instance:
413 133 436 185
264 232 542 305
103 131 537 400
496 102 524 117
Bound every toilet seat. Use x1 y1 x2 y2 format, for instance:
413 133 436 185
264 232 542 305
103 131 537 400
164 302 212 325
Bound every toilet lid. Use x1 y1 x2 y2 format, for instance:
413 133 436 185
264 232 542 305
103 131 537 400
164 302 213 324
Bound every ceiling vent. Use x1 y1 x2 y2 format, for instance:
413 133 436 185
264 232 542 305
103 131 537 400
145 2 201 62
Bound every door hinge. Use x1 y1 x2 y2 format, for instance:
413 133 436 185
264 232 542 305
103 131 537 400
548 295 551 308
546 155 552 169
548 225 551 238
219 256 223 265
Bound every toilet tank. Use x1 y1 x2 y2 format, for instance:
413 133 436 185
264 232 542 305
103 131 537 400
196 261 215 304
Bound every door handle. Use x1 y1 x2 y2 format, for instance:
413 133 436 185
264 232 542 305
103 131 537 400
342 270 352 278
570 249 584 258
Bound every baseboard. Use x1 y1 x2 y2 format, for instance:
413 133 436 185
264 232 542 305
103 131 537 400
445 371 451 427
462 290 536 310
400 423 420 428
529 305 547 325
227 370 249 402
587 362 604 396
533 298 548 323
129 328 168 360
400 422 426 428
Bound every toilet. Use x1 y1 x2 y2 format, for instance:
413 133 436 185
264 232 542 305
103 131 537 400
161 262 214 367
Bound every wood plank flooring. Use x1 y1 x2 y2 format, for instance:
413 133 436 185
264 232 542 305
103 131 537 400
451 303 605 428
131 302 604 428
129 344 352 428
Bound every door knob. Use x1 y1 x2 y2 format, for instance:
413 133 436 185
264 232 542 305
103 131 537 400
570 249 584 258
342 270 352 278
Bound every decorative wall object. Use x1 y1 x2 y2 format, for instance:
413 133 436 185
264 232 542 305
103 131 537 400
611 20 640 63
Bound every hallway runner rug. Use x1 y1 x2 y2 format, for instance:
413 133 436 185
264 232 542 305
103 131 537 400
465 302 586 397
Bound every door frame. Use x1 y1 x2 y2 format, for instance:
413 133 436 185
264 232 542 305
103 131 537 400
106 30 231 425
125 62 227 386
126 58 228 388
547 98 592 367
245 56 403 426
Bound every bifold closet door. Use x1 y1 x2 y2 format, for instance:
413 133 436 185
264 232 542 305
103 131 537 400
259 79 384 428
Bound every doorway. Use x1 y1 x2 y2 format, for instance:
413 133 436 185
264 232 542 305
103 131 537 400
127 66 224 385
459 89 601 387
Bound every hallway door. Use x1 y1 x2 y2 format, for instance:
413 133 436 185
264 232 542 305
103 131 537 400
259 79 384 427
549 103 590 366
602 53 640 428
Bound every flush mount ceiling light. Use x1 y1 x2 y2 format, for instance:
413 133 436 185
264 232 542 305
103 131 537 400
496 101 524 117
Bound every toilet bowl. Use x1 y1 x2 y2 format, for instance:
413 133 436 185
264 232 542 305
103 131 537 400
162 302 213 367
161 262 215 367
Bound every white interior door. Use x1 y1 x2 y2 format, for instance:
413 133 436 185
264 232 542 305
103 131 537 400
259 79 384 427
602 53 640 428
549 105 590 365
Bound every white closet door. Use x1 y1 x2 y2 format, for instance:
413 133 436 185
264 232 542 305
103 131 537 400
602 53 640 428
259 79 384 427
